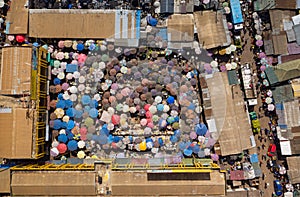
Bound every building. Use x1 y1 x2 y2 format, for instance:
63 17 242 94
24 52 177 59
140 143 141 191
0 47 48 159
287 157 300 184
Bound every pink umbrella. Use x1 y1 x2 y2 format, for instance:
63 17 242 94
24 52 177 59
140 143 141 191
190 131 197 139
260 65 266 71
268 104 275 111
267 57 273 65
256 40 264 47
220 65 227 72
211 153 219 161
259 52 266 58
227 22 233 30
77 54 87 63
111 114 120 125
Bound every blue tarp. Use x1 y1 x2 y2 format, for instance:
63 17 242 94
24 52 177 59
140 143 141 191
230 0 244 24
66 64 78 73
250 154 259 163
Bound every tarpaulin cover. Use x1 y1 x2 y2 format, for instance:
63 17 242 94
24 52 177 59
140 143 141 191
250 154 259 163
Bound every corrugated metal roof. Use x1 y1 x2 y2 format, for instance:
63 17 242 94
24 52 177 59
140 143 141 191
160 0 174 13
293 24 300 46
254 0 275 11
273 85 294 104
265 67 278 85
227 70 239 85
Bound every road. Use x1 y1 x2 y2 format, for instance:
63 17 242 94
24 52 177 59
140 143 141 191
241 30 275 196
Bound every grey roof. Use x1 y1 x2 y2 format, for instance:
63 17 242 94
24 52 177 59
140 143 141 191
160 0 174 13
273 85 294 104
227 70 239 85
265 67 279 85
293 24 300 46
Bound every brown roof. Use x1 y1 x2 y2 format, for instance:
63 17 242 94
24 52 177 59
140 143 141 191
287 157 300 184
272 34 288 55
291 127 300 154
269 10 294 35
167 14 194 42
275 0 298 9
110 171 225 196
29 9 138 39
0 169 10 193
11 171 96 196
0 47 32 95
280 54 300 63
206 72 253 156
6 0 28 34
194 11 230 49
0 108 33 159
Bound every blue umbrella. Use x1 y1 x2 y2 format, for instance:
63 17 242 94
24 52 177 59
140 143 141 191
56 100 66 109
67 120 75 130
67 133 74 140
192 144 200 154
158 138 164 146
61 122 67 129
84 105 91 113
188 103 196 110
53 78 61 85
58 134 68 143
89 108 98 118
179 142 186 151
100 127 110 136
74 110 83 118
66 108 75 117
195 123 208 136
53 119 62 130
98 135 108 145
174 129 181 137
77 43 84 51
157 104 164 111
166 96 175 104
58 93 64 100
89 100 98 108
113 136 121 143
167 116 175 124
82 95 91 105
108 135 114 144
170 135 178 143
183 148 193 156
65 100 73 108
67 140 78 151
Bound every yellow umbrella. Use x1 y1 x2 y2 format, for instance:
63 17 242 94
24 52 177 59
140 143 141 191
77 150 86 159
139 141 147 151
54 108 64 118
219 49 226 55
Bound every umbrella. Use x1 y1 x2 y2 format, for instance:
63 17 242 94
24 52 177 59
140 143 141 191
256 40 264 47
190 131 197 139
50 147 59 157
224 6 231 14
259 52 266 58
211 153 219 161
210 60 218 68
67 120 75 130
231 62 237 69
267 90 273 97
255 34 262 40
265 97 272 104
225 63 232 70
198 150 205 158
89 108 98 118
203 0 210 4
268 104 275 111
77 150 86 159
260 65 266 71
183 148 193 156
66 108 75 117
53 119 63 130
69 86 78 94
227 22 233 29
58 134 68 143
263 79 269 86
67 140 78 151
279 166 286 175
16 35 25 43
81 95 91 105
54 108 64 118
229 44 237 52
57 143 67 154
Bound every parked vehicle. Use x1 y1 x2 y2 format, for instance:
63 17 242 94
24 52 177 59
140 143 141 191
274 180 283 196
268 144 277 157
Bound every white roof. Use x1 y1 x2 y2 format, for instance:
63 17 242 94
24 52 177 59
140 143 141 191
280 140 292 155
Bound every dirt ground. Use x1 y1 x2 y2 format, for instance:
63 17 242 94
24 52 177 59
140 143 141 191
241 30 275 196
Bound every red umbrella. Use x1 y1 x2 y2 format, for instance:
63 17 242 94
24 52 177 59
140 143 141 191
111 114 120 125
57 143 67 154
16 35 25 43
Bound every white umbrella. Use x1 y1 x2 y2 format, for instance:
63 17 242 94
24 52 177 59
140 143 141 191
63 93 70 100
70 94 77 101
268 104 275 111
69 86 78 94
265 97 272 104
279 166 286 175
57 72 65 80
231 62 238 69
225 47 232 54
210 60 218 68
225 63 232 70
78 140 86 149
204 148 210 156
73 71 80 79
229 44 237 52
255 34 262 40
78 76 86 83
